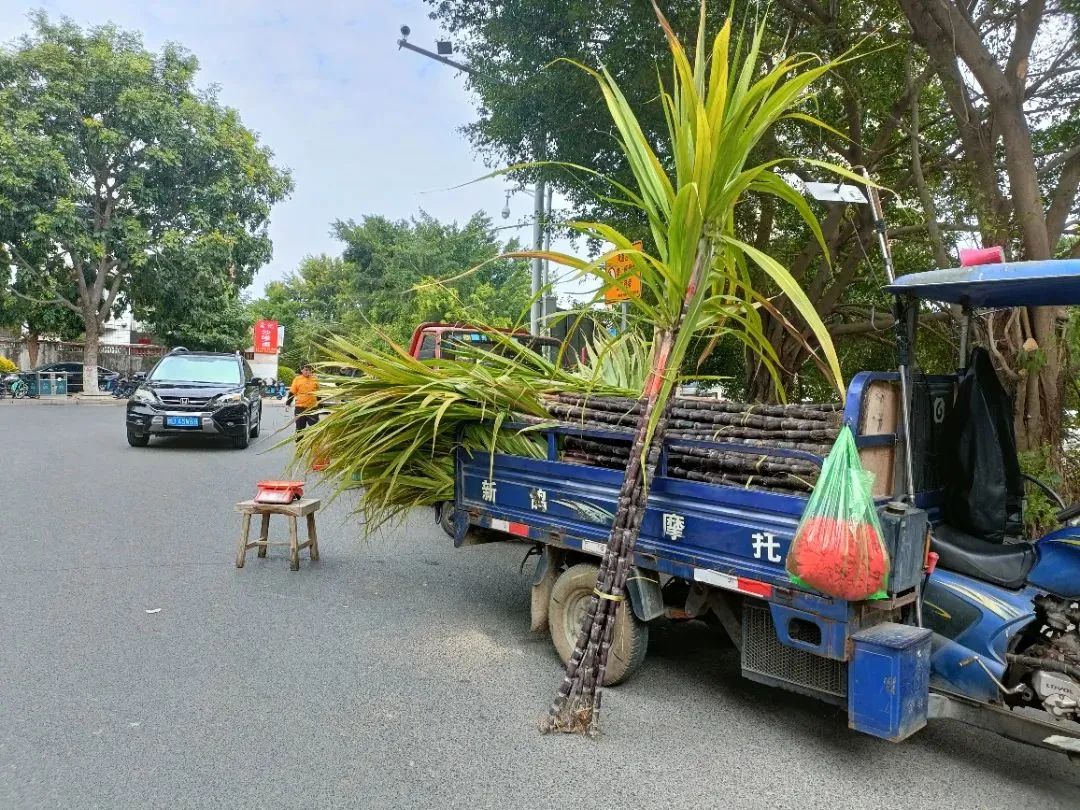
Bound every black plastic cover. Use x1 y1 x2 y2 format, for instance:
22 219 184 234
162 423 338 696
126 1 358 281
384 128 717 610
938 348 1024 542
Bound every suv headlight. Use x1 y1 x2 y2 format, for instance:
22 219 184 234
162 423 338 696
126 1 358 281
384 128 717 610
132 387 157 405
214 391 243 405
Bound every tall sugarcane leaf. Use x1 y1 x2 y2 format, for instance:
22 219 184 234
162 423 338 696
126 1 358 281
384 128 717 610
720 234 844 393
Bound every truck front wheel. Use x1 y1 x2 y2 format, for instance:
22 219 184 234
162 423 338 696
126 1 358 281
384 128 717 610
548 562 648 686
438 501 456 538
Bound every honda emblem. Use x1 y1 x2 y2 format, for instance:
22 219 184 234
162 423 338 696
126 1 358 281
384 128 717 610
180 397 189 405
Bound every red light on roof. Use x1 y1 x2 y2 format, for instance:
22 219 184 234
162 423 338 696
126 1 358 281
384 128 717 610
959 246 1004 267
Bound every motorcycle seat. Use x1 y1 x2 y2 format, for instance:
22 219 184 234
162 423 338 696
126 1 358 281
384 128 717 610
931 523 1036 590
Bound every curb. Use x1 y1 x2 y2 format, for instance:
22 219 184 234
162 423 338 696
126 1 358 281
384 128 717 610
1 397 124 406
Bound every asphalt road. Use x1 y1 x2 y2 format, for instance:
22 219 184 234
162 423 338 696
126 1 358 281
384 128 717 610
2 403 1078 809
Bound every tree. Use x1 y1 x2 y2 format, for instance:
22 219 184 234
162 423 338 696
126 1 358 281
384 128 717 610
0 257 83 366
895 0 1080 451
250 211 532 366
0 13 291 392
249 255 352 370
333 211 532 342
426 1 961 399
430 0 1080 450
130 232 254 351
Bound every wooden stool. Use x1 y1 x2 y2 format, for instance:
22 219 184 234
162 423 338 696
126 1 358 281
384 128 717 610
235 498 321 571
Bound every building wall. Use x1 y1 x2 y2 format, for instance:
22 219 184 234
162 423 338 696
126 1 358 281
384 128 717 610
248 352 279 382
0 338 165 375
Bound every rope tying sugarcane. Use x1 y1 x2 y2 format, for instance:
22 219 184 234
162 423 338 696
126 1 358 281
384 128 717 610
593 588 626 602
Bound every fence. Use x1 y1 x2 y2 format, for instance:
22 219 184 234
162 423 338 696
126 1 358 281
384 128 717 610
0 338 166 375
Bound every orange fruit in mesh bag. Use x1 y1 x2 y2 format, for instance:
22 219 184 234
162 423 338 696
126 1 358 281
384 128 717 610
788 516 888 600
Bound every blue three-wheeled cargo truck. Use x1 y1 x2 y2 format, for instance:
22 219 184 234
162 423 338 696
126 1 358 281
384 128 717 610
444 259 1080 758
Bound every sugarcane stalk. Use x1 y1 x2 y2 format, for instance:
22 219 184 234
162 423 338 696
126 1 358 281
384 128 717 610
549 404 836 442
542 387 673 733
531 412 831 454
563 437 819 479
550 393 841 423
668 465 811 493
544 237 715 735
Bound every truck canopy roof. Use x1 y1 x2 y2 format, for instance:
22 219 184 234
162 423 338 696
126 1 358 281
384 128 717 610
885 259 1080 307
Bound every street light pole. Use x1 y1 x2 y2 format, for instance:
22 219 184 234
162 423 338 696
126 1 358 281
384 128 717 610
543 185 554 334
531 175 546 336
398 25 547 336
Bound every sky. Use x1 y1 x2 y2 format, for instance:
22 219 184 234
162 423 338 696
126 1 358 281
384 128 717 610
0 0 566 296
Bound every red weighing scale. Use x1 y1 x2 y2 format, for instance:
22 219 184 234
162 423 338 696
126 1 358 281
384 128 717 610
254 480 306 504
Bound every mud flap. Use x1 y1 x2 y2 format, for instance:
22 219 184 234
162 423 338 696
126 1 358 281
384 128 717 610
530 546 564 633
626 567 664 622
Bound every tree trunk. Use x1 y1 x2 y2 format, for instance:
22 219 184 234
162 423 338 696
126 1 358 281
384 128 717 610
896 0 1067 455
82 314 100 395
25 330 40 368
745 327 810 404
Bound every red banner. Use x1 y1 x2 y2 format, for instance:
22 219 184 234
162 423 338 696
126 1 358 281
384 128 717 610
253 319 279 352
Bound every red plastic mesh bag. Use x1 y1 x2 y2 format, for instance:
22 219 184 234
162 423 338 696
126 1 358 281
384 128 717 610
786 426 890 600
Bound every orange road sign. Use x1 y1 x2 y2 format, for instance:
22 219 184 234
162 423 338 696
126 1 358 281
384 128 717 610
604 241 643 303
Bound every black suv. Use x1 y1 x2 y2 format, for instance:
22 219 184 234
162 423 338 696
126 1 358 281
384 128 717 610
125 349 263 449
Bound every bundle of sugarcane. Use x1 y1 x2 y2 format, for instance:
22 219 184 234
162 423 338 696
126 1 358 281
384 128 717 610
547 393 841 446
301 0 851 737
562 436 819 493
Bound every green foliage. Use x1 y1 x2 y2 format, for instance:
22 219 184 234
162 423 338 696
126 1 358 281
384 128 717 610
427 0 717 231
132 231 261 351
575 330 652 393
426 1 984 399
277 366 295 385
1019 447 1065 537
294 332 626 529
0 249 83 341
0 355 17 373
248 212 532 367
515 4 849 452
0 13 291 377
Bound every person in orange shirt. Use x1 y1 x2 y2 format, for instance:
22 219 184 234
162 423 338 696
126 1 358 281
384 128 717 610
287 363 320 433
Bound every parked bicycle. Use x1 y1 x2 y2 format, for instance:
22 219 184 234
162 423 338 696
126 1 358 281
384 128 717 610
1 374 29 399
112 375 139 399
261 378 287 399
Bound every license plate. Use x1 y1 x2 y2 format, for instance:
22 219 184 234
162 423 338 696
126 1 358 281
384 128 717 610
166 416 200 428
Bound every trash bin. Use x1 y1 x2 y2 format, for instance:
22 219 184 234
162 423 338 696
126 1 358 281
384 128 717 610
30 372 68 397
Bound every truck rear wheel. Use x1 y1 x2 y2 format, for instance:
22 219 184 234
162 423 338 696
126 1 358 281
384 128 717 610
548 562 648 686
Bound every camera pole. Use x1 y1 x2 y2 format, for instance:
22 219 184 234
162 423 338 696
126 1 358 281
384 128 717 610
398 26 547 336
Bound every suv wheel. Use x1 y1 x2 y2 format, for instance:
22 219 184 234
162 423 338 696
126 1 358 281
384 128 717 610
249 404 261 439
232 420 250 450
127 429 149 448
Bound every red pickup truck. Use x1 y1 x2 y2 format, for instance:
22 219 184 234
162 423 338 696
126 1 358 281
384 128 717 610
407 322 568 363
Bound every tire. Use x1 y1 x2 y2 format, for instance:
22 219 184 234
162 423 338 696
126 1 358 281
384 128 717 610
232 421 250 449
249 405 261 438
438 501 456 538
127 429 149 447
12 383 26 399
548 562 648 686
